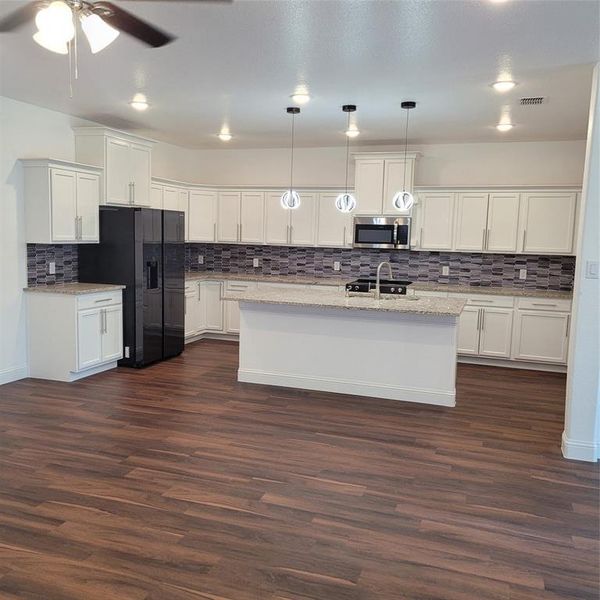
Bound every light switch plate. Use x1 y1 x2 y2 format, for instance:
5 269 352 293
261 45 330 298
197 255 204 265
519 268 527 280
253 258 260 268
585 261 599 279
333 261 341 271
441 266 450 276
48 261 56 275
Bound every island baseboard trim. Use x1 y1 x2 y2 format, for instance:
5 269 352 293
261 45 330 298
238 368 456 407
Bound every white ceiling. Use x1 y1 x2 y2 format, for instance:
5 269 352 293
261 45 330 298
0 0 598 149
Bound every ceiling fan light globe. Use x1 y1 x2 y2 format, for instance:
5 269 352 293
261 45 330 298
335 193 356 213
35 1 74 42
393 190 414 212
32 30 69 54
81 13 120 54
280 190 301 210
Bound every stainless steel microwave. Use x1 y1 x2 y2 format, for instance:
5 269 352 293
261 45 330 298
352 216 412 249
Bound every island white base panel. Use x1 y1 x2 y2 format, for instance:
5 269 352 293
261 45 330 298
237 303 458 406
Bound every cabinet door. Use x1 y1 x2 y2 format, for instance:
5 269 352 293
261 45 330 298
105 137 131 205
290 192 317 246
240 191 265 244
354 159 384 214
383 159 414 214
76 172 100 242
486 192 520 252
317 193 352 247
457 306 480 355
202 282 223 331
130 143 151 207
163 186 180 211
77 308 103 370
454 193 488 251
184 290 202 337
217 192 241 242
512 311 569 364
101 305 123 362
479 308 513 358
188 190 217 242
519 192 577 254
150 184 163 209
50 168 77 242
418 193 455 250
224 300 240 334
265 191 290 245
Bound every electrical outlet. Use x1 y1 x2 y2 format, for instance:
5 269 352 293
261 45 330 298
441 265 450 276
585 261 599 279
124 346 130 359
519 268 527 280
48 261 56 275
333 261 341 272
253 258 260 268
197 255 204 265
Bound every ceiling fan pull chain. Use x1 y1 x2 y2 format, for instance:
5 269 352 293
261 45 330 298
68 39 73 98
74 18 79 80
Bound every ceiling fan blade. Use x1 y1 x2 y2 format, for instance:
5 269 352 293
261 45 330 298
0 1 41 32
92 2 176 48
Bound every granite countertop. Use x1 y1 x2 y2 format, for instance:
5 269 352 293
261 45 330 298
223 287 467 317
185 272 572 300
24 283 125 295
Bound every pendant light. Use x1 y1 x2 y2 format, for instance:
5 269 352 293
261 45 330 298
392 101 416 212
281 107 301 210
335 105 357 214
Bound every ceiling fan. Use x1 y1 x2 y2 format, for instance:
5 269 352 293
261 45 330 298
0 0 227 55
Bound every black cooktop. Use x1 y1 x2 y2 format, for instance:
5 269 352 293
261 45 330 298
345 278 413 295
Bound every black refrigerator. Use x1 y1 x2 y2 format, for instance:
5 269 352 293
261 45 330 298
79 206 185 367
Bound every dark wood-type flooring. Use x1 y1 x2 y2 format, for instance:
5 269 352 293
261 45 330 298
0 340 598 600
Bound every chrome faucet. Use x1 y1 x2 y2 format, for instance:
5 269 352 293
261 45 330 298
375 261 393 299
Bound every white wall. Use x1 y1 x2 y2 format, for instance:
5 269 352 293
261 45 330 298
563 64 600 462
168 140 586 188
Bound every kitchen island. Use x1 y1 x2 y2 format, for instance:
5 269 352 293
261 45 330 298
224 287 466 407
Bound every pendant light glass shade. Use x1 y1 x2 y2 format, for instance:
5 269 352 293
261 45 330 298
32 30 69 54
280 190 301 210
281 107 301 210
80 13 120 54
335 192 356 213
394 101 416 213
33 1 74 53
337 104 357 214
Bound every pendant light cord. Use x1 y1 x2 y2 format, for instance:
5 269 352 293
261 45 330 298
344 112 350 195
289 112 295 192
402 107 410 192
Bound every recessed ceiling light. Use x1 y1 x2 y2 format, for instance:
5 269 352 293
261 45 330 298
217 132 232 141
129 93 148 111
496 123 514 132
492 80 517 92
345 127 360 138
290 92 311 105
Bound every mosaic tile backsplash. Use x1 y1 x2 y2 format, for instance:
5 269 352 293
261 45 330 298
185 244 576 291
27 243 575 291
27 244 78 287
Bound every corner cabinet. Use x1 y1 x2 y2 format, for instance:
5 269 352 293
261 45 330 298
74 127 154 207
27 287 123 382
23 159 101 244
354 152 418 215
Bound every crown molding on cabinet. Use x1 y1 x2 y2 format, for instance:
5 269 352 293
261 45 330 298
73 127 156 146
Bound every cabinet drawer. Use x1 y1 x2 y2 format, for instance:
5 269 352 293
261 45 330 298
257 282 305 290
224 281 258 294
77 291 122 310
410 289 448 298
517 298 571 312
451 293 514 308
185 281 199 294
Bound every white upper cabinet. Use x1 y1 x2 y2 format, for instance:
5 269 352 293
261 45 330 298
74 127 154 207
188 189 217 242
240 191 265 244
486 192 520 253
354 153 418 215
417 192 455 250
150 184 163 209
317 192 352 247
23 159 101 244
454 193 489 251
290 192 317 246
217 191 242 242
519 192 577 254
265 191 290 245
162 186 180 211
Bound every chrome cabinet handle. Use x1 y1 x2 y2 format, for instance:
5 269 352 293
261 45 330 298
343 226 346 246
480 309 485 331
565 315 570 338
532 302 557 307
486 228 490 250
522 229 527 251
420 227 424 248
213 223 216 241
94 298 111 303
74 216 79 240
476 309 481 330
239 223 242 242
198 282 201 301
482 228 486 249
132 182 136 205
290 224 293 244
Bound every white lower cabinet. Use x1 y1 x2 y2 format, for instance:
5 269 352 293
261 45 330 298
27 289 123 382
224 281 257 334
184 280 224 340
478 308 513 358
512 310 570 364
457 306 480 355
185 283 203 338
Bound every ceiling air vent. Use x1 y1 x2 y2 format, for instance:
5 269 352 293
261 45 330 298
520 97 545 106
